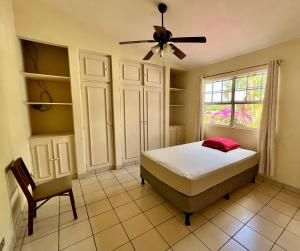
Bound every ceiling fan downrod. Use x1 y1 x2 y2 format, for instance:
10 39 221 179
158 3 167 27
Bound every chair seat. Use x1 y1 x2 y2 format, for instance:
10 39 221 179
33 175 72 201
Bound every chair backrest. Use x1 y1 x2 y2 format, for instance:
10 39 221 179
10 158 36 204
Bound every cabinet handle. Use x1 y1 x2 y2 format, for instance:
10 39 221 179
144 121 147 124
107 122 112 126
49 158 54 161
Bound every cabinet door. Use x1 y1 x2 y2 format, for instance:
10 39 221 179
120 85 144 162
144 87 163 150
144 64 163 87
82 82 113 170
79 52 110 82
30 139 55 183
53 136 73 178
169 126 177 146
177 126 184 145
120 61 143 85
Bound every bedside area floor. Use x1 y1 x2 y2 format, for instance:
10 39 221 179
14 164 300 251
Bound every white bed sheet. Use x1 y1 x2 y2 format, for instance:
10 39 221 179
141 141 258 196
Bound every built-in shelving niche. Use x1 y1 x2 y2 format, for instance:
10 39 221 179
169 69 186 126
21 39 74 135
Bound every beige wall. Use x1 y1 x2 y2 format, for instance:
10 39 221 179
182 38 300 188
0 0 32 250
12 0 184 174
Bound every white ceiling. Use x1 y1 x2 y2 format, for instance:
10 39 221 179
36 0 300 69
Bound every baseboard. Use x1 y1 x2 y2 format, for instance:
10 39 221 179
12 204 26 250
122 160 140 168
8 232 17 251
258 174 300 194
77 161 140 178
78 165 113 179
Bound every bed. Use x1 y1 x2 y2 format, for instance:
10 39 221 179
140 141 258 225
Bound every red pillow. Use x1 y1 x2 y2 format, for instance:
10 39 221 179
202 137 240 152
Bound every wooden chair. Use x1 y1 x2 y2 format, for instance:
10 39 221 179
10 158 77 235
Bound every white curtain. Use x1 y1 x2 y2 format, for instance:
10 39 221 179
194 76 205 141
258 60 280 176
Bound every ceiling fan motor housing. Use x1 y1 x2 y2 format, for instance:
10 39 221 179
153 30 172 46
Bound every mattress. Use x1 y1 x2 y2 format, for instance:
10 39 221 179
141 141 258 196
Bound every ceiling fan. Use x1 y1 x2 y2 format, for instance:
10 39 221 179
119 3 206 60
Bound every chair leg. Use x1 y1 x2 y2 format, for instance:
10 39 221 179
28 204 34 235
33 202 37 218
69 190 78 220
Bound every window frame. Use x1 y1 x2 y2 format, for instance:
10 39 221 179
204 70 267 129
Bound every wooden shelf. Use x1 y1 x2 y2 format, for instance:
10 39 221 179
24 102 72 106
170 104 184 107
22 72 70 82
170 88 184 92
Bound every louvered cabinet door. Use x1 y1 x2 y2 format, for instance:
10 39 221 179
144 64 163 87
53 136 74 178
143 87 163 151
82 82 113 170
30 138 55 183
169 126 178 146
79 51 110 82
177 126 185 145
120 85 144 163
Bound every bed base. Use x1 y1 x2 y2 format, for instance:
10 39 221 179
140 165 258 226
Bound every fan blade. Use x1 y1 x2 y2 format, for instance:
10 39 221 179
119 40 155 45
154 25 166 37
143 50 154 60
170 37 206 43
170 44 186 60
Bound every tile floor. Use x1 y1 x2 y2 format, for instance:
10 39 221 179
14 164 300 251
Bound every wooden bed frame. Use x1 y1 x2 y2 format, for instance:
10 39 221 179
140 164 258 225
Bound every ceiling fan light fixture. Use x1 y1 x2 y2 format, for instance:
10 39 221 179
151 44 161 54
159 49 164 58
163 43 173 54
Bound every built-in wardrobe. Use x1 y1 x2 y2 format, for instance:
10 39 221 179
79 50 114 172
20 41 170 178
120 61 164 165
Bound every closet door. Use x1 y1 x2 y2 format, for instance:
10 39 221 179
53 136 73 178
79 51 110 82
144 64 163 87
30 138 55 183
82 82 113 170
120 85 144 163
120 61 143 85
143 87 163 150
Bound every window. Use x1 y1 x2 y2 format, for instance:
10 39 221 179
204 71 267 129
